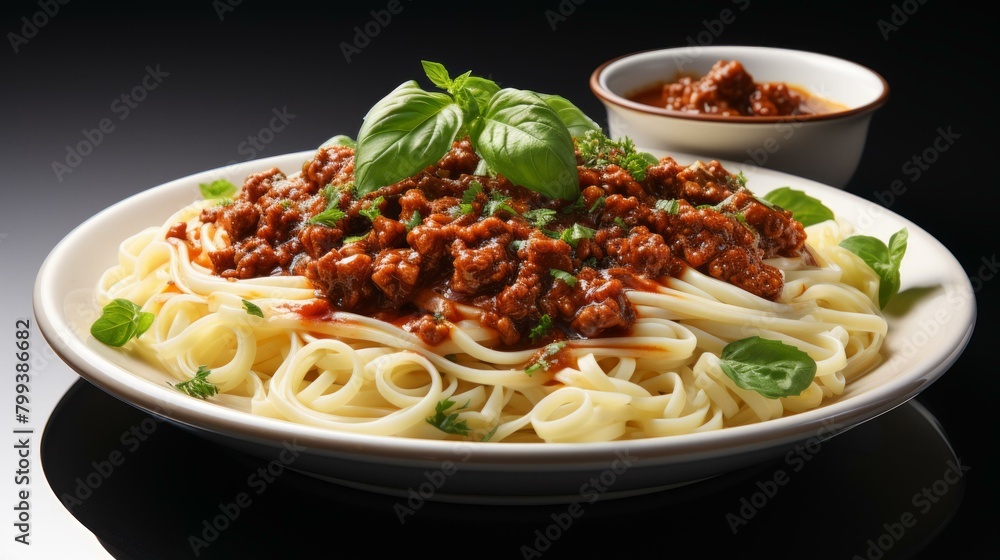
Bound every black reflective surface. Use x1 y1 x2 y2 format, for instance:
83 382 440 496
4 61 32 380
7 0 997 557
43 379 971 559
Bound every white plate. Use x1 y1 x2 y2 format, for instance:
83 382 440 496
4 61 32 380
33 150 976 505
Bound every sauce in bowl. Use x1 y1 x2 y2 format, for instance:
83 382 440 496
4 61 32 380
628 60 845 117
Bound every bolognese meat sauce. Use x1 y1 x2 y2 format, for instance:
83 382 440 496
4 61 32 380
197 139 808 347
629 60 842 117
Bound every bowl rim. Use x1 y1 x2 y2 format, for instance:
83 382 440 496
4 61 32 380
590 45 890 124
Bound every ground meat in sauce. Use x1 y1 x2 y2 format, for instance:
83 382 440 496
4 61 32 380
630 60 839 117
195 138 808 347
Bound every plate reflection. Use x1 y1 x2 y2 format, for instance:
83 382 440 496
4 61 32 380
42 379 963 560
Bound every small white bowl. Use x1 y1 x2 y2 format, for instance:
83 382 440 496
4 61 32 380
590 45 889 188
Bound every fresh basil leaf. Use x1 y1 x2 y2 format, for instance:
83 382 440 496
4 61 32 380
888 228 908 271
448 70 473 94
719 336 816 399
354 81 463 196
242 299 264 318
319 135 356 149
199 179 237 200
460 76 500 113
536 93 601 139
471 88 579 201
840 228 908 308
90 298 155 347
761 187 835 227
421 60 452 90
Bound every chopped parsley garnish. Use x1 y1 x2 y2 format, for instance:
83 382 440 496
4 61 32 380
726 171 749 189
560 194 587 214
320 181 354 202
425 398 471 435
359 196 384 222
309 205 347 227
544 223 596 248
524 342 567 375
588 196 606 212
524 208 557 228
485 189 519 217
404 210 422 232
481 425 500 442
172 365 220 399
529 314 554 341
242 299 264 318
457 181 484 215
199 179 237 200
550 269 577 287
343 233 368 243
576 130 659 181
655 198 679 214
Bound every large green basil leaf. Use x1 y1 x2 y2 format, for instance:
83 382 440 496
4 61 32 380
840 228 908 309
760 186 835 227
471 88 579 201
354 80 463 196
536 93 601 139
719 336 817 399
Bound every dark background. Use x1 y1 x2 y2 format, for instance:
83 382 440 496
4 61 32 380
2 0 995 558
